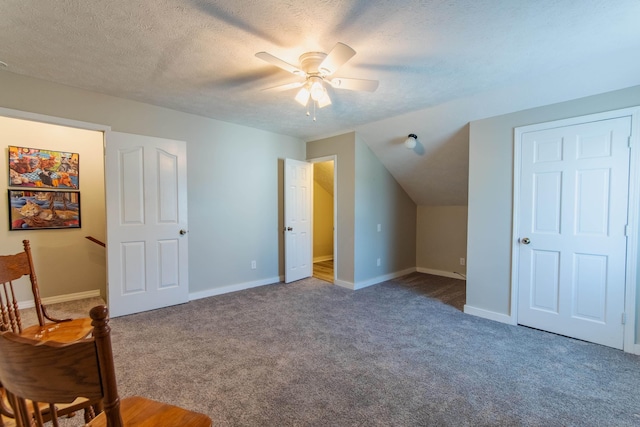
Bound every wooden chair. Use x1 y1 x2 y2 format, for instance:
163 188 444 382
0 390 94 426
0 240 93 342
0 305 212 427
0 240 98 424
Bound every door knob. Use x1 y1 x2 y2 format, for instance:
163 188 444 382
286 227 293 231
179 229 188 235
521 237 531 245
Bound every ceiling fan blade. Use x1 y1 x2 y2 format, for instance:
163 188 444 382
318 42 356 75
329 77 379 92
255 52 304 75
261 81 305 92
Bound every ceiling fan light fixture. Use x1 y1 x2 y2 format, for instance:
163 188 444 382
310 79 325 101
255 42 379 119
295 87 311 106
317 91 332 108
404 134 418 149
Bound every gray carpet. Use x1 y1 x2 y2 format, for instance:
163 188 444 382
25 273 640 426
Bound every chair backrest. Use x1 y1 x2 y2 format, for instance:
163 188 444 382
0 240 47 333
0 305 124 427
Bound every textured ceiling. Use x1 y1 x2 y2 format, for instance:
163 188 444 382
1 0 640 205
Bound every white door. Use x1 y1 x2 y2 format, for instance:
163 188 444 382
106 132 189 317
284 159 312 283
517 116 631 349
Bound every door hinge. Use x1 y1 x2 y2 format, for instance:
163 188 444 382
628 136 632 148
622 313 626 325
625 224 630 237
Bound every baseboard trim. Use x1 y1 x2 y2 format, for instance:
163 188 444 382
313 256 334 263
189 276 281 301
334 279 355 290
20 289 102 309
463 304 513 324
627 343 640 355
417 267 466 280
187 267 458 298
351 267 417 290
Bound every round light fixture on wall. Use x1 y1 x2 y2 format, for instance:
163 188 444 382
404 134 418 149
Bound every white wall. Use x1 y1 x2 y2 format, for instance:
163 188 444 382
467 85 640 342
0 72 305 298
0 116 105 300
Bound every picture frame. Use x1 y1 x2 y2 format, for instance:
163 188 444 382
8 190 81 230
8 145 79 189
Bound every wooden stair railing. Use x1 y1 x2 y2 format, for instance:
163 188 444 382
85 236 106 247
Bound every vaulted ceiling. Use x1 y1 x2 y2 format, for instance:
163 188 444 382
2 0 640 205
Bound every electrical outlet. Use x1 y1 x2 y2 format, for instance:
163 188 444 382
251 260 256 269
377 258 381 267
459 258 465 266
377 224 381 232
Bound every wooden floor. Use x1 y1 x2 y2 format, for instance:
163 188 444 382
312 261 466 312
400 272 467 312
313 259 334 283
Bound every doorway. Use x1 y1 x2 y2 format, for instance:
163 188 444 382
0 111 107 305
312 159 335 283
0 108 191 318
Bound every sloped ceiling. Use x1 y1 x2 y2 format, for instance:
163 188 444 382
1 0 640 205
314 161 334 196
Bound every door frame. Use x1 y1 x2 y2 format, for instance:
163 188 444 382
0 107 111 134
308 155 338 283
0 107 194 316
0 106 110 297
511 106 640 354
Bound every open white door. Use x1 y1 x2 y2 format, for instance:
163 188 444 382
284 158 312 283
106 132 189 317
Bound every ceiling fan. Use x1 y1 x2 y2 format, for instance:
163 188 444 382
255 42 378 115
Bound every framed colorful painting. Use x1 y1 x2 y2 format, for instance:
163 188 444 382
8 190 81 230
8 146 79 189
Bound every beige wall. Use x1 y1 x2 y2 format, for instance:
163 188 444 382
0 116 105 300
416 206 467 277
313 175 333 261
307 132 416 288
307 133 355 283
